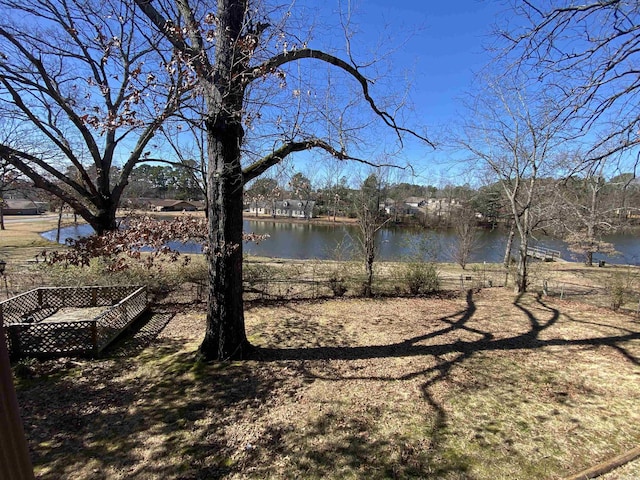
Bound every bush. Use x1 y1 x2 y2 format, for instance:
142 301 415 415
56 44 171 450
606 268 639 312
36 254 207 297
328 274 347 297
404 262 440 295
243 262 277 296
608 274 626 311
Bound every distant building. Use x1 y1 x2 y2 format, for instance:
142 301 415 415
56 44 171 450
383 199 422 216
404 197 427 208
147 199 200 212
248 199 315 219
383 197 466 219
2 199 46 215
615 207 640 220
425 198 462 216
191 200 206 211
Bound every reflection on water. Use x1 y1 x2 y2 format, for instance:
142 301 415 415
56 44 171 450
41 220 639 265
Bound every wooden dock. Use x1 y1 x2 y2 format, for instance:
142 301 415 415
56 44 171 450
526 246 562 262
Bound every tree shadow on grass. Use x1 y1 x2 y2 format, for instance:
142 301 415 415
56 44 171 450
18 338 310 479
252 291 639 363
244 290 640 478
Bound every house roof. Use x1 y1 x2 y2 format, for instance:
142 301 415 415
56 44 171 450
276 199 315 208
249 199 315 209
3 199 39 209
147 199 197 207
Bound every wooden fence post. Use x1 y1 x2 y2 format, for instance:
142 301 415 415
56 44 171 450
7 326 21 362
91 321 98 356
0 318 36 480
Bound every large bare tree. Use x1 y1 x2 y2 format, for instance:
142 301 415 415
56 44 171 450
0 0 189 233
133 0 429 360
460 78 563 292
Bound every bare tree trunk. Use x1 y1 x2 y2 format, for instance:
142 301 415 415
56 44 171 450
92 211 118 235
364 237 375 297
503 221 515 268
196 0 251 360
56 203 63 243
514 201 533 293
356 174 385 298
585 184 597 266
516 241 528 293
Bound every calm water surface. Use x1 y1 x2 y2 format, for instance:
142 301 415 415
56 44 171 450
41 219 640 265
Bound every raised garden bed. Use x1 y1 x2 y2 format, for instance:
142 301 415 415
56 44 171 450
0 286 148 359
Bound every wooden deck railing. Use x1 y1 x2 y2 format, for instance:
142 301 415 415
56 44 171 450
1 286 148 359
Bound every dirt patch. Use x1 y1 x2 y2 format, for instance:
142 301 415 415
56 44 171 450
13 289 640 479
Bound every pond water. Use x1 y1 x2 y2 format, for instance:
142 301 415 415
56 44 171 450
41 219 640 265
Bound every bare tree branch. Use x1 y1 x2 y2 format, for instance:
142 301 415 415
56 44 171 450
244 48 434 148
0 144 98 221
243 138 394 183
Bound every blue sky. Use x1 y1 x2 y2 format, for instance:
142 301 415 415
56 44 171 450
367 0 505 185
360 0 503 125
288 0 508 187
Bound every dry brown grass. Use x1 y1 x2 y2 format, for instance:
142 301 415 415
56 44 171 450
13 288 640 479
0 214 73 265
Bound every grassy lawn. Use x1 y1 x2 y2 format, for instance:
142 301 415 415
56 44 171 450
12 288 640 479
0 214 73 264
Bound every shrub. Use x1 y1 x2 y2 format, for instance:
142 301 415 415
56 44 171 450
328 274 347 297
36 254 206 298
404 262 440 295
606 268 639 312
608 273 627 311
243 262 276 295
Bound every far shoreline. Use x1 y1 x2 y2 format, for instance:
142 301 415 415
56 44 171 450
243 213 359 227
